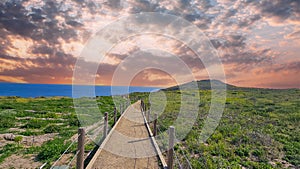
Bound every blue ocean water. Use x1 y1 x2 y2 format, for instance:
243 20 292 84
0 83 160 98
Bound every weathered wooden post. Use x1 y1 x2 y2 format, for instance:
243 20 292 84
147 110 150 123
114 107 117 125
122 103 125 113
77 128 85 169
153 114 158 136
168 126 175 169
119 104 122 115
123 103 125 113
141 99 144 112
103 112 108 138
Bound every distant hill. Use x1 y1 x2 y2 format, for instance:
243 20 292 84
162 79 239 91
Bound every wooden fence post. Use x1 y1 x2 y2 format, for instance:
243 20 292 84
153 114 158 136
147 110 150 123
114 107 117 125
77 128 85 169
141 100 144 112
168 126 175 169
103 112 108 138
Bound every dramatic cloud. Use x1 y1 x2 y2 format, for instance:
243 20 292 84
249 0 300 25
0 0 81 43
285 29 300 40
0 50 76 84
0 0 299 88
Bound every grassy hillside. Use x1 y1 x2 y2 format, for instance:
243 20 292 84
130 84 300 168
0 82 298 168
162 79 238 91
0 96 124 168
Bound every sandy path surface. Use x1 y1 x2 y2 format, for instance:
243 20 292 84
88 101 160 169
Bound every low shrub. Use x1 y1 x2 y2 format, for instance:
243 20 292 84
37 138 71 162
43 125 62 133
23 119 47 129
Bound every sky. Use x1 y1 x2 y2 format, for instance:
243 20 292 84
0 0 299 88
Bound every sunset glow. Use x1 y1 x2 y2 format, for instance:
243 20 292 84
0 0 299 88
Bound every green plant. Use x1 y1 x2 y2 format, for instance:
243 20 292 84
0 114 15 128
0 144 22 163
14 136 23 144
37 138 71 162
23 119 47 129
44 112 58 118
68 115 80 126
43 125 62 133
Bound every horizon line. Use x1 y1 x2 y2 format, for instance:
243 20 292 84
0 81 164 88
0 81 299 90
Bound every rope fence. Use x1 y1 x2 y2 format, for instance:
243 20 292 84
67 149 80 167
140 99 194 169
47 99 130 169
47 98 196 169
50 134 81 169
173 147 183 169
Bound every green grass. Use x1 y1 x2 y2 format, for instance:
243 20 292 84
131 89 300 168
0 89 298 168
0 95 124 167
0 144 22 163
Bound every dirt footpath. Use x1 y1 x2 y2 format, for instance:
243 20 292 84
88 101 160 169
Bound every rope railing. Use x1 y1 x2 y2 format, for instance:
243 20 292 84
181 149 193 169
90 126 104 141
67 149 80 167
140 100 194 169
50 134 81 169
49 100 130 169
173 148 183 169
